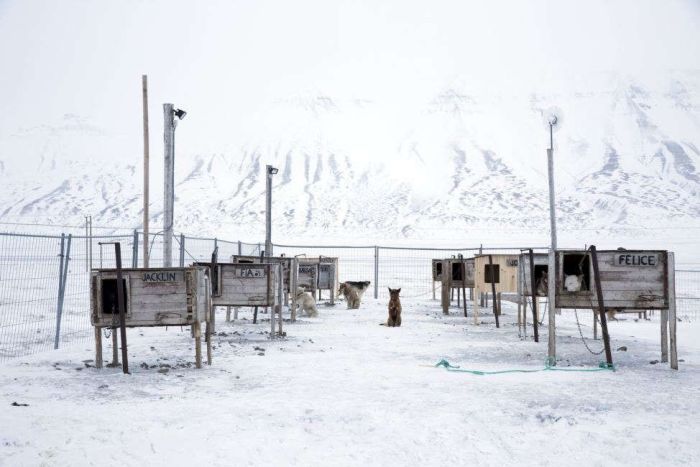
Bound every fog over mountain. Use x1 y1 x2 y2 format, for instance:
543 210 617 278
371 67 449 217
1 1 699 261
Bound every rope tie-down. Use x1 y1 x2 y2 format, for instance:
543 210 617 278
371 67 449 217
433 358 614 375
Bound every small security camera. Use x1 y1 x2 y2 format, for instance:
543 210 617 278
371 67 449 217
268 167 279 175
174 108 187 120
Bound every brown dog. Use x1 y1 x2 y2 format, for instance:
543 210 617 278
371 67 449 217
387 288 402 327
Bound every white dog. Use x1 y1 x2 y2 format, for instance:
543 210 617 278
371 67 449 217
295 287 318 317
564 274 584 292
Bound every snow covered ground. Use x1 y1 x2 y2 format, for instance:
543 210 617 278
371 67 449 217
1 297 698 466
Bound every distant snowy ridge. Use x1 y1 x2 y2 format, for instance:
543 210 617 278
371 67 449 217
1 73 699 251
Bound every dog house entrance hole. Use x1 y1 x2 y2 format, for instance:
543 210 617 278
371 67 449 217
435 262 443 278
101 278 128 315
533 265 548 295
562 253 591 291
484 264 500 284
451 262 463 281
211 265 221 297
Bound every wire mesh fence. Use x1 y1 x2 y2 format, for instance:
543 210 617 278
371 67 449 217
675 270 700 322
1 229 699 362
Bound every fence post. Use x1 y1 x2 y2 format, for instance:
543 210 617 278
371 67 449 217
132 230 139 268
54 234 72 349
238 240 242 256
374 246 379 299
179 234 185 267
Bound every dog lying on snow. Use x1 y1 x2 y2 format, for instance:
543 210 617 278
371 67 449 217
295 287 318 317
338 281 371 309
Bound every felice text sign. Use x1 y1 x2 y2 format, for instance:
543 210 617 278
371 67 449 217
615 254 658 267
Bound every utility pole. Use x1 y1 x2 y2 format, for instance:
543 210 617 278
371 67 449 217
265 165 278 257
142 75 150 268
545 110 561 364
163 103 186 267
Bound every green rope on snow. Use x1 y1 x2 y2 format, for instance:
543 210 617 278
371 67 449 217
434 358 615 375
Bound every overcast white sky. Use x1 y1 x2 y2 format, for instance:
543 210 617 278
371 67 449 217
0 0 698 158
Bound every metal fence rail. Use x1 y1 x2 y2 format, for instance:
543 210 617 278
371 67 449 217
1 229 698 362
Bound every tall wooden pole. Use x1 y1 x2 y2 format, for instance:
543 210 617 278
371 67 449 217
163 103 175 267
142 75 150 268
265 165 273 257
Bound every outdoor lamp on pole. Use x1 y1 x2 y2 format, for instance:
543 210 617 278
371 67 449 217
543 107 562 364
163 104 187 267
265 165 278 257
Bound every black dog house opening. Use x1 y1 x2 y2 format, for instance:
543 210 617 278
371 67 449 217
484 264 500 284
211 265 221 297
562 253 591 291
100 278 128 315
435 262 443 277
451 262 463 281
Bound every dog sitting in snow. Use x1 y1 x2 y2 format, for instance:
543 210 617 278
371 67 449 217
295 287 318 317
386 288 402 327
338 281 371 309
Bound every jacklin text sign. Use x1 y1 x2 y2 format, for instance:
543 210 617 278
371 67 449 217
143 271 180 282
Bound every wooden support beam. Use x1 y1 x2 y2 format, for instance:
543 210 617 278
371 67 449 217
590 246 613 367
461 260 468 318
94 327 103 369
488 255 500 328
441 262 450 315
194 321 202 369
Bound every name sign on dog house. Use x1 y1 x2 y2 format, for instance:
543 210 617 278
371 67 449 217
236 268 266 278
143 271 180 283
614 253 658 267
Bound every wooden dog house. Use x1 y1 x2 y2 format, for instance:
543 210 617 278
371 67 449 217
549 249 678 369
298 256 339 303
554 250 669 310
516 252 549 336
472 254 519 324
435 257 475 314
90 266 212 368
197 261 287 333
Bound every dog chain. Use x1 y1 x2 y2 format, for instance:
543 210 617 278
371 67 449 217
574 308 605 355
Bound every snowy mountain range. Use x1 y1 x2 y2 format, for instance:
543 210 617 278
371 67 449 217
1 72 699 259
